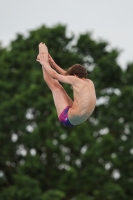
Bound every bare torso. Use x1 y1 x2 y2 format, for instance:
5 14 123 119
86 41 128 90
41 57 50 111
68 78 96 125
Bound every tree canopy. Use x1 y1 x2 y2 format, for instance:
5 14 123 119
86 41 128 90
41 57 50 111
0 24 133 200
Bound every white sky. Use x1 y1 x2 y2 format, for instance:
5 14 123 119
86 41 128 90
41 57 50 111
0 0 133 68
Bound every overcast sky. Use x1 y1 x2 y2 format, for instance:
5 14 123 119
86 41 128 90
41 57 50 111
0 0 133 68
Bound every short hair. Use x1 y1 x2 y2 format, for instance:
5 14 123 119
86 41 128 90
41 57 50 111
65 64 88 78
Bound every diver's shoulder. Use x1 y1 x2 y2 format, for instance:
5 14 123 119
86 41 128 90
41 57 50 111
86 79 94 85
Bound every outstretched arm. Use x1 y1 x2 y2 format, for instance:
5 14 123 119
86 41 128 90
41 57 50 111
37 54 74 84
48 54 66 75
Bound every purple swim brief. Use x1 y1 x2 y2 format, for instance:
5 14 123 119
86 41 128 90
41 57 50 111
58 106 74 128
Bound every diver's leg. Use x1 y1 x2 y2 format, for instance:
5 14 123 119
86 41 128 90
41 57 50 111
42 66 73 116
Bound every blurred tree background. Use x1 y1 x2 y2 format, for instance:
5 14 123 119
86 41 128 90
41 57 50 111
0 24 133 200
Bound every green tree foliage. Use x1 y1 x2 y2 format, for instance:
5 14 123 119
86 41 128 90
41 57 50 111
0 24 133 200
